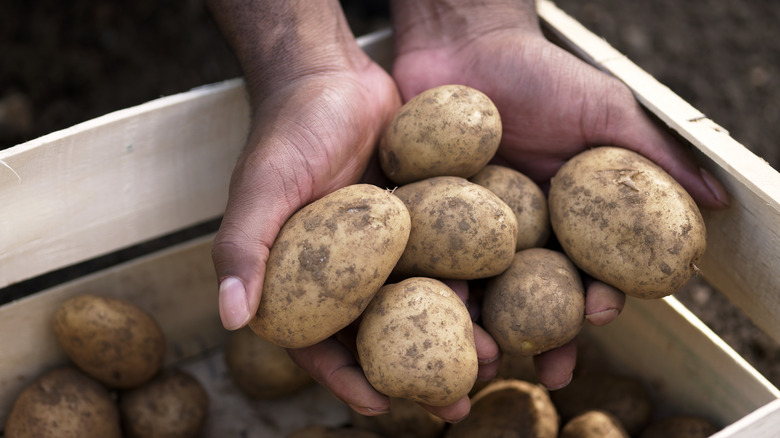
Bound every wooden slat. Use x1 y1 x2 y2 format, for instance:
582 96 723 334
537 0 780 344
0 234 225 427
712 399 780 438
0 79 250 289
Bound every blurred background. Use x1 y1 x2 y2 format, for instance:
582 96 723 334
2 0 778 384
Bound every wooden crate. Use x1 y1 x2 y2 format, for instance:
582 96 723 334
1 3 779 436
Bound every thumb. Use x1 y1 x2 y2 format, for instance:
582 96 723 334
212 143 311 330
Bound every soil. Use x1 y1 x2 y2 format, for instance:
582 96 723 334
2 0 779 395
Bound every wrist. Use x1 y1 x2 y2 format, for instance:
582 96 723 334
390 0 541 54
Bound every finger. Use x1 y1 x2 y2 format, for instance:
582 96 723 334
212 136 309 330
584 281 626 327
287 337 390 416
533 339 577 390
420 396 471 424
473 323 500 381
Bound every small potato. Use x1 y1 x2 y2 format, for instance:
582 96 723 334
482 248 585 356
356 277 478 407
393 176 518 280
224 327 313 399
52 293 166 388
379 84 502 184
4 366 122 438
560 410 630 438
350 397 446 438
250 184 411 349
638 415 719 438
118 368 209 438
470 164 550 250
550 372 652 436
446 379 558 438
548 147 707 299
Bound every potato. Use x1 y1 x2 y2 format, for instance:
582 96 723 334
350 397 446 438
392 176 518 280
550 372 653 436
288 425 383 438
470 164 550 250
548 146 707 299
560 410 630 438
379 84 502 184
4 366 121 438
118 368 208 438
445 379 558 438
356 277 478 407
250 184 411 349
482 248 585 356
224 326 313 398
638 415 719 438
52 293 166 388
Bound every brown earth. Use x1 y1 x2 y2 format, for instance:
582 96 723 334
2 0 778 395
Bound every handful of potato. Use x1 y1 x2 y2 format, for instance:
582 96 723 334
248 84 708 409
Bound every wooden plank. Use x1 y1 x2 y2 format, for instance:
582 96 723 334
537 0 780 344
582 296 779 427
0 79 250 290
712 399 780 438
0 234 225 427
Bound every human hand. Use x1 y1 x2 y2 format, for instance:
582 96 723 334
389 0 728 393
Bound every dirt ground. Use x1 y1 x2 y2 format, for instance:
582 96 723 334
2 0 779 395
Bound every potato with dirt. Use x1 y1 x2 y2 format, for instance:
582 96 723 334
560 410 630 438
356 277 478 407
445 379 558 438
118 368 209 438
482 248 585 356
350 397 446 438
470 164 551 250
52 293 166 388
392 176 518 280
548 146 707 299
250 184 411 349
379 84 502 185
4 366 122 438
224 326 313 399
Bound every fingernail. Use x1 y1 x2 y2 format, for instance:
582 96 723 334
219 277 251 330
585 308 619 327
349 405 389 416
699 167 729 207
546 372 573 391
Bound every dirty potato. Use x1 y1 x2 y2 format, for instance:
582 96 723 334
4 366 122 438
548 146 707 299
379 84 502 184
350 397 446 438
445 379 558 438
224 327 313 399
392 176 517 280
560 410 630 438
356 277 478 407
250 184 411 349
470 164 550 250
118 368 208 438
52 293 166 388
482 248 585 356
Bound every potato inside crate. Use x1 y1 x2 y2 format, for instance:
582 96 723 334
3 3 780 436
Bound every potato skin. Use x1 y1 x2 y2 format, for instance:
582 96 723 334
52 294 166 388
118 368 209 438
483 248 585 356
4 366 122 438
392 176 518 280
250 184 411 349
356 277 478 407
548 147 707 299
560 410 630 438
224 327 313 398
379 84 502 184
470 164 551 250
446 379 558 438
